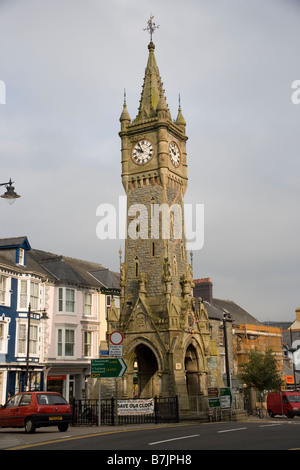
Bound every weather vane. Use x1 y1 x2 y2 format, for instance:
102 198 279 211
143 15 159 42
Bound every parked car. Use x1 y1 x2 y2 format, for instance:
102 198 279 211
267 391 300 418
0 391 72 433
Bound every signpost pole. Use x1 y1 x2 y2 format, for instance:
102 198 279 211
98 378 101 427
115 378 118 426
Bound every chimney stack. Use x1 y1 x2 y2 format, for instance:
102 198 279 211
193 278 213 304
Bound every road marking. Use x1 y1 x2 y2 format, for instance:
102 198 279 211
149 434 200 446
259 424 282 428
3 424 189 450
218 427 247 433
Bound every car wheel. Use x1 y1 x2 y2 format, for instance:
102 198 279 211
25 418 36 433
58 423 69 432
268 409 274 418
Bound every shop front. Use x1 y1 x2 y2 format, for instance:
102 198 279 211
46 365 89 401
1 366 45 403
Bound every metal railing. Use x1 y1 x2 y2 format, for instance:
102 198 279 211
70 396 179 426
71 398 114 426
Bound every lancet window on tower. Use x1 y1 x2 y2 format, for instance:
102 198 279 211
151 240 156 257
173 254 178 276
134 256 139 278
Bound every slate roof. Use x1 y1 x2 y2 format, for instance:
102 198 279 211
0 237 120 291
89 269 120 290
0 236 30 248
195 296 261 325
202 301 224 321
29 249 120 290
212 298 261 326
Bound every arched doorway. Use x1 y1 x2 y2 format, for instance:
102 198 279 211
131 343 159 398
185 343 200 410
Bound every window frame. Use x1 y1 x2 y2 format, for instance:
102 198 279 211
56 326 76 359
18 277 42 311
0 320 10 354
18 248 25 266
58 287 76 315
84 292 93 317
83 330 92 358
0 275 11 307
15 319 39 358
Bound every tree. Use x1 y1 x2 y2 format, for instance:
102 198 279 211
239 348 281 393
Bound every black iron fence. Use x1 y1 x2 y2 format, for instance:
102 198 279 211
71 398 114 426
70 396 179 426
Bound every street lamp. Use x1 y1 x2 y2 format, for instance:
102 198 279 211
222 312 231 388
25 303 49 391
0 178 20 204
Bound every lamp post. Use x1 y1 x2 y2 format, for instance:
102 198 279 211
222 312 231 388
24 303 48 391
0 178 20 204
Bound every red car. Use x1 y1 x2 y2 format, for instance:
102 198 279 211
0 391 72 433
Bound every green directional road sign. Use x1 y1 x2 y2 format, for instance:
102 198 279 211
91 358 127 378
220 387 232 408
208 398 221 408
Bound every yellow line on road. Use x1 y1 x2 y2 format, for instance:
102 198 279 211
5 424 184 450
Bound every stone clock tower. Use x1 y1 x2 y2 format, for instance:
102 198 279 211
117 19 210 414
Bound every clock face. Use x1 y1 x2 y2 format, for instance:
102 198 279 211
169 142 180 167
132 139 154 165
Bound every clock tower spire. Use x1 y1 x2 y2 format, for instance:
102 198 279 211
118 19 210 413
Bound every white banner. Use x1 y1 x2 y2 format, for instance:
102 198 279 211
117 398 154 415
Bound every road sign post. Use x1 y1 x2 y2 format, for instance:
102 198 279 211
92 358 127 427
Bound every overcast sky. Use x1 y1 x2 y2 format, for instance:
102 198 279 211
0 0 299 322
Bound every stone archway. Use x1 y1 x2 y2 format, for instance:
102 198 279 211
184 342 204 411
125 341 161 398
185 344 198 396
134 344 159 397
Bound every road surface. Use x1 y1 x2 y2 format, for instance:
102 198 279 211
1 418 300 453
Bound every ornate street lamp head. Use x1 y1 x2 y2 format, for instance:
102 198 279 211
1 178 21 204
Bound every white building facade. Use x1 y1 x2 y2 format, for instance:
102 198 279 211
0 237 120 404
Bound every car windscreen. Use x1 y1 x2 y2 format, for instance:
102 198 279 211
287 395 300 403
5 394 22 408
37 394 68 405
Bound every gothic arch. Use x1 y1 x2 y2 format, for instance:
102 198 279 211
123 337 164 398
184 336 206 370
184 336 206 410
